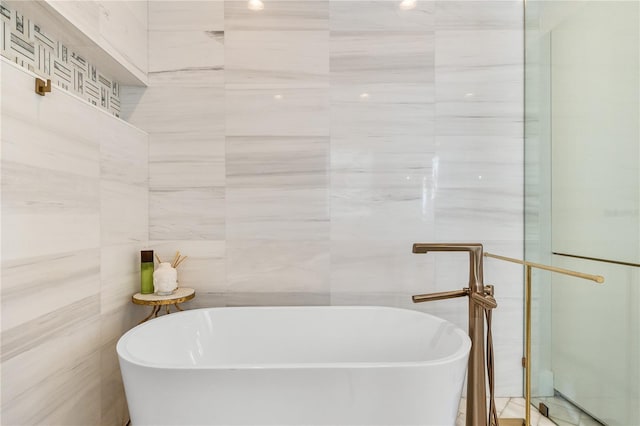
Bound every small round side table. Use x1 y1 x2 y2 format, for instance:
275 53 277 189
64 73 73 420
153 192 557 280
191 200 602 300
132 287 195 324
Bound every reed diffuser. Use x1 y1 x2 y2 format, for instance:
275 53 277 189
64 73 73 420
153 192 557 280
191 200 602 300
153 251 188 295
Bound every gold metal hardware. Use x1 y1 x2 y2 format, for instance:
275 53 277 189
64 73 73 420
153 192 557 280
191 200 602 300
484 252 605 283
412 289 468 303
538 402 549 418
35 78 51 96
483 252 605 426
553 251 640 268
411 243 494 426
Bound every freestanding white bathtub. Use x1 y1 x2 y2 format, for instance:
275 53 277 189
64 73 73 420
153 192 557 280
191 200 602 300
117 306 470 425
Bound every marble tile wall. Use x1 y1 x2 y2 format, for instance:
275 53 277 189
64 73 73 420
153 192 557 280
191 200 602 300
1 60 148 424
121 0 523 396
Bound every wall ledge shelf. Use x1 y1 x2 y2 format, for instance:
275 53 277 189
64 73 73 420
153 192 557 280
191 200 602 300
3 0 148 87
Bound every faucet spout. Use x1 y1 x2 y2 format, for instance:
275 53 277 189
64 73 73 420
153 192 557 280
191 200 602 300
411 243 492 426
412 243 484 294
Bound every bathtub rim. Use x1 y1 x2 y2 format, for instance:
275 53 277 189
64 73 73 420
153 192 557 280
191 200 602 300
117 305 471 370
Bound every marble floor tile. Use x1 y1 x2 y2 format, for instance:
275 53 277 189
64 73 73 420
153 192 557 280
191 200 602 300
224 1 329 31
330 1 434 32
226 30 329 89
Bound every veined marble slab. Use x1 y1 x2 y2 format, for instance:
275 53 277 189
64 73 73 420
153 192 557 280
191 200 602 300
100 243 145 315
100 181 148 246
226 88 329 136
435 1 523 31
330 31 434 86
120 86 224 136
150 134 225 189
1 249 100 332
226 30 329 89
149 1 224 32
330 240 435 294
226 240 330 293
227 187 329 240
225 1 329 31
226 136 329 188
149 29 224 86
149 240 227 293
330 1 434 32
149 188 225 240
100 114 148 187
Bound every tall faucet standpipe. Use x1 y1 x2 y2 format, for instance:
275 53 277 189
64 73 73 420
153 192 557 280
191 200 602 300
411 243 496 426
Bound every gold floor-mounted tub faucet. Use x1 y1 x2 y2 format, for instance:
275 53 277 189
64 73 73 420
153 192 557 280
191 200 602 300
411 243 498 426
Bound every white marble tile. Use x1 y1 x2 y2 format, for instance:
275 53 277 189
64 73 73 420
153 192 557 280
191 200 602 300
330 31 434 86
100 114 148 187
2 165 100 261
226 240 330 293
120 86 224 136
224 0 329 31
226 30 329 89
100 243 144 314
149 240 227 293
149 1 224 31
330 183 435 241
149 29 224 86
1 113 99 179
331 85 434 141
1 295 100 363
226 88 329 136
1 316 101 404
1 337 101 426
222 291 330 307
98 0 149 73
150 133 225 189
100 180 148 246
1 249 100 332
435 29 522 88
149 188 225 240
227 187 329 240
435 1 523 31
226 136 329 188
330 241 435 294
100 339 128 426
330 1 434 32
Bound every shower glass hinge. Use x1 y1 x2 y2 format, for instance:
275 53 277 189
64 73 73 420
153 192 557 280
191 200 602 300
521 357 526 367
539 402 550 418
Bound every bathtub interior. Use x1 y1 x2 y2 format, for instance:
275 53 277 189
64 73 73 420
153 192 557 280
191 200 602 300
118 306 470 368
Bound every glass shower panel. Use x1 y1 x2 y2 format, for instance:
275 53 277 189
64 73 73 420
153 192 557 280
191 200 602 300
525 1 640 425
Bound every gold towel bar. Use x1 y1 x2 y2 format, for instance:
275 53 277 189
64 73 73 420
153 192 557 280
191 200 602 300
484 251 605 426
484 252 604 283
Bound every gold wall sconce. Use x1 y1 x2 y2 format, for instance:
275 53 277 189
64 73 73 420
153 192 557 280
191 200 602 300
35 78 51 96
